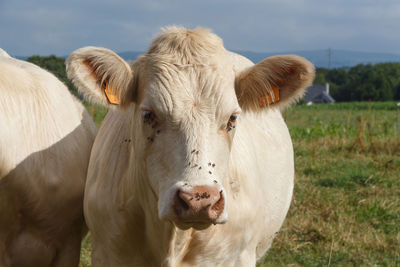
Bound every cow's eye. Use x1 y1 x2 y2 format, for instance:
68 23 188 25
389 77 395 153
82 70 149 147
229 114 238 123
226 113 239 132
142 110 155 124
142 110 152 119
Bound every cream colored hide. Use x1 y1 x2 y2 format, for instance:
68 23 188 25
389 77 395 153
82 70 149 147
67 27 314 266
0 51 97 266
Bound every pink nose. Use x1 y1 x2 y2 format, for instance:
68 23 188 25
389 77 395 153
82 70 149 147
173 186 224 223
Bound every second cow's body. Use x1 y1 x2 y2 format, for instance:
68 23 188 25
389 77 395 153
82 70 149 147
0 50 97 266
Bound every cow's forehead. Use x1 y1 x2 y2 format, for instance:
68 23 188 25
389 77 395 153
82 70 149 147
141 61 237 122
138 27 239 119
147 27 226 66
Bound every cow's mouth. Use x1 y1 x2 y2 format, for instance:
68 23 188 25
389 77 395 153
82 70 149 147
174 221 214 230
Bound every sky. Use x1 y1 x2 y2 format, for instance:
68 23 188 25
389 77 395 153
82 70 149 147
1 0 400 57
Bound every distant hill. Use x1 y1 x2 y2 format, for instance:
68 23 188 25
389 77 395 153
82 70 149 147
117 49 400 68
237 50 400 68
117 51 143 61
15 49 400 69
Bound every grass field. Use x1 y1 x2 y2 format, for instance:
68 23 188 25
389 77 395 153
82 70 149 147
80 102 400 266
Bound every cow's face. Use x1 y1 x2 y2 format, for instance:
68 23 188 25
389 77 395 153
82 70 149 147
138 62 238 229
66 27 315 230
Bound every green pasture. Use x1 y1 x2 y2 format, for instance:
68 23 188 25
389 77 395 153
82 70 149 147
80 102 400 266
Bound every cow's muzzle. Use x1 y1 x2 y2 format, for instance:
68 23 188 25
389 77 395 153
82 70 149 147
173 185 225 227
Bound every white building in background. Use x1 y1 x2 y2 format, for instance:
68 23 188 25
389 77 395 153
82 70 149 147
304 83 335 105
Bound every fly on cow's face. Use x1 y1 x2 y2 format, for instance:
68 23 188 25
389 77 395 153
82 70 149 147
227 122 233 132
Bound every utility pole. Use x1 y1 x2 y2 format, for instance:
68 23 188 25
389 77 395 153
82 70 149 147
328 48 332 69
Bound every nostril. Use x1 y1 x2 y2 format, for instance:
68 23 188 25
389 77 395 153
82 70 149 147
210 191 224 216
174 190 190 216
178 192 190 211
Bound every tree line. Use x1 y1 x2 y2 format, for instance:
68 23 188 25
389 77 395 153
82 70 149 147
27 55 400 102
27 55 78 96
314 63 400 101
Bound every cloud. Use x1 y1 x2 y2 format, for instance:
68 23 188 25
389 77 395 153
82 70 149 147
0 0 399 56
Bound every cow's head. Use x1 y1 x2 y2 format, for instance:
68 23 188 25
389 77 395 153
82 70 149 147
66 27 314 230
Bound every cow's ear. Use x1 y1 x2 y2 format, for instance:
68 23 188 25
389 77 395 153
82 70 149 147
235 55 315 111
66 46 136 107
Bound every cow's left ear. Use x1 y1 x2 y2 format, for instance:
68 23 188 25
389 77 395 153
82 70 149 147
235 55 315 111
66 46 136 108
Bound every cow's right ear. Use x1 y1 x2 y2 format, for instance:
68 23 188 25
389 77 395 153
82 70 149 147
66 46 135 107
235 55 315 111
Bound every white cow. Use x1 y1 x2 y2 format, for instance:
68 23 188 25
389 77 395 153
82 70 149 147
0 50 97 266
67 27 314 266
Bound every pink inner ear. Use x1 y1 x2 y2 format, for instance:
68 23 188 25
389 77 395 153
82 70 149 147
82 60 98 80
273 65 298 87
288 65 297 73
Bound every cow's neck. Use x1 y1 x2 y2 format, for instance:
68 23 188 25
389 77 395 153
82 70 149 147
127 170 195 266
121 148 190 266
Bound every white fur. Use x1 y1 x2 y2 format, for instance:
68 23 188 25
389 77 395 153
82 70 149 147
0 48 11 58
67 27 314 266
0 53 97 266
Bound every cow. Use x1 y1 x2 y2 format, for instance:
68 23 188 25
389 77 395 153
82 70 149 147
0 49 97 266
66 26 315 266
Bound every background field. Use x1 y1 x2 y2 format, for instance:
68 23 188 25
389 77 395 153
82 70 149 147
80 102 400 266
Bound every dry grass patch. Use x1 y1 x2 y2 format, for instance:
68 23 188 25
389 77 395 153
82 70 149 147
260 102 400 266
